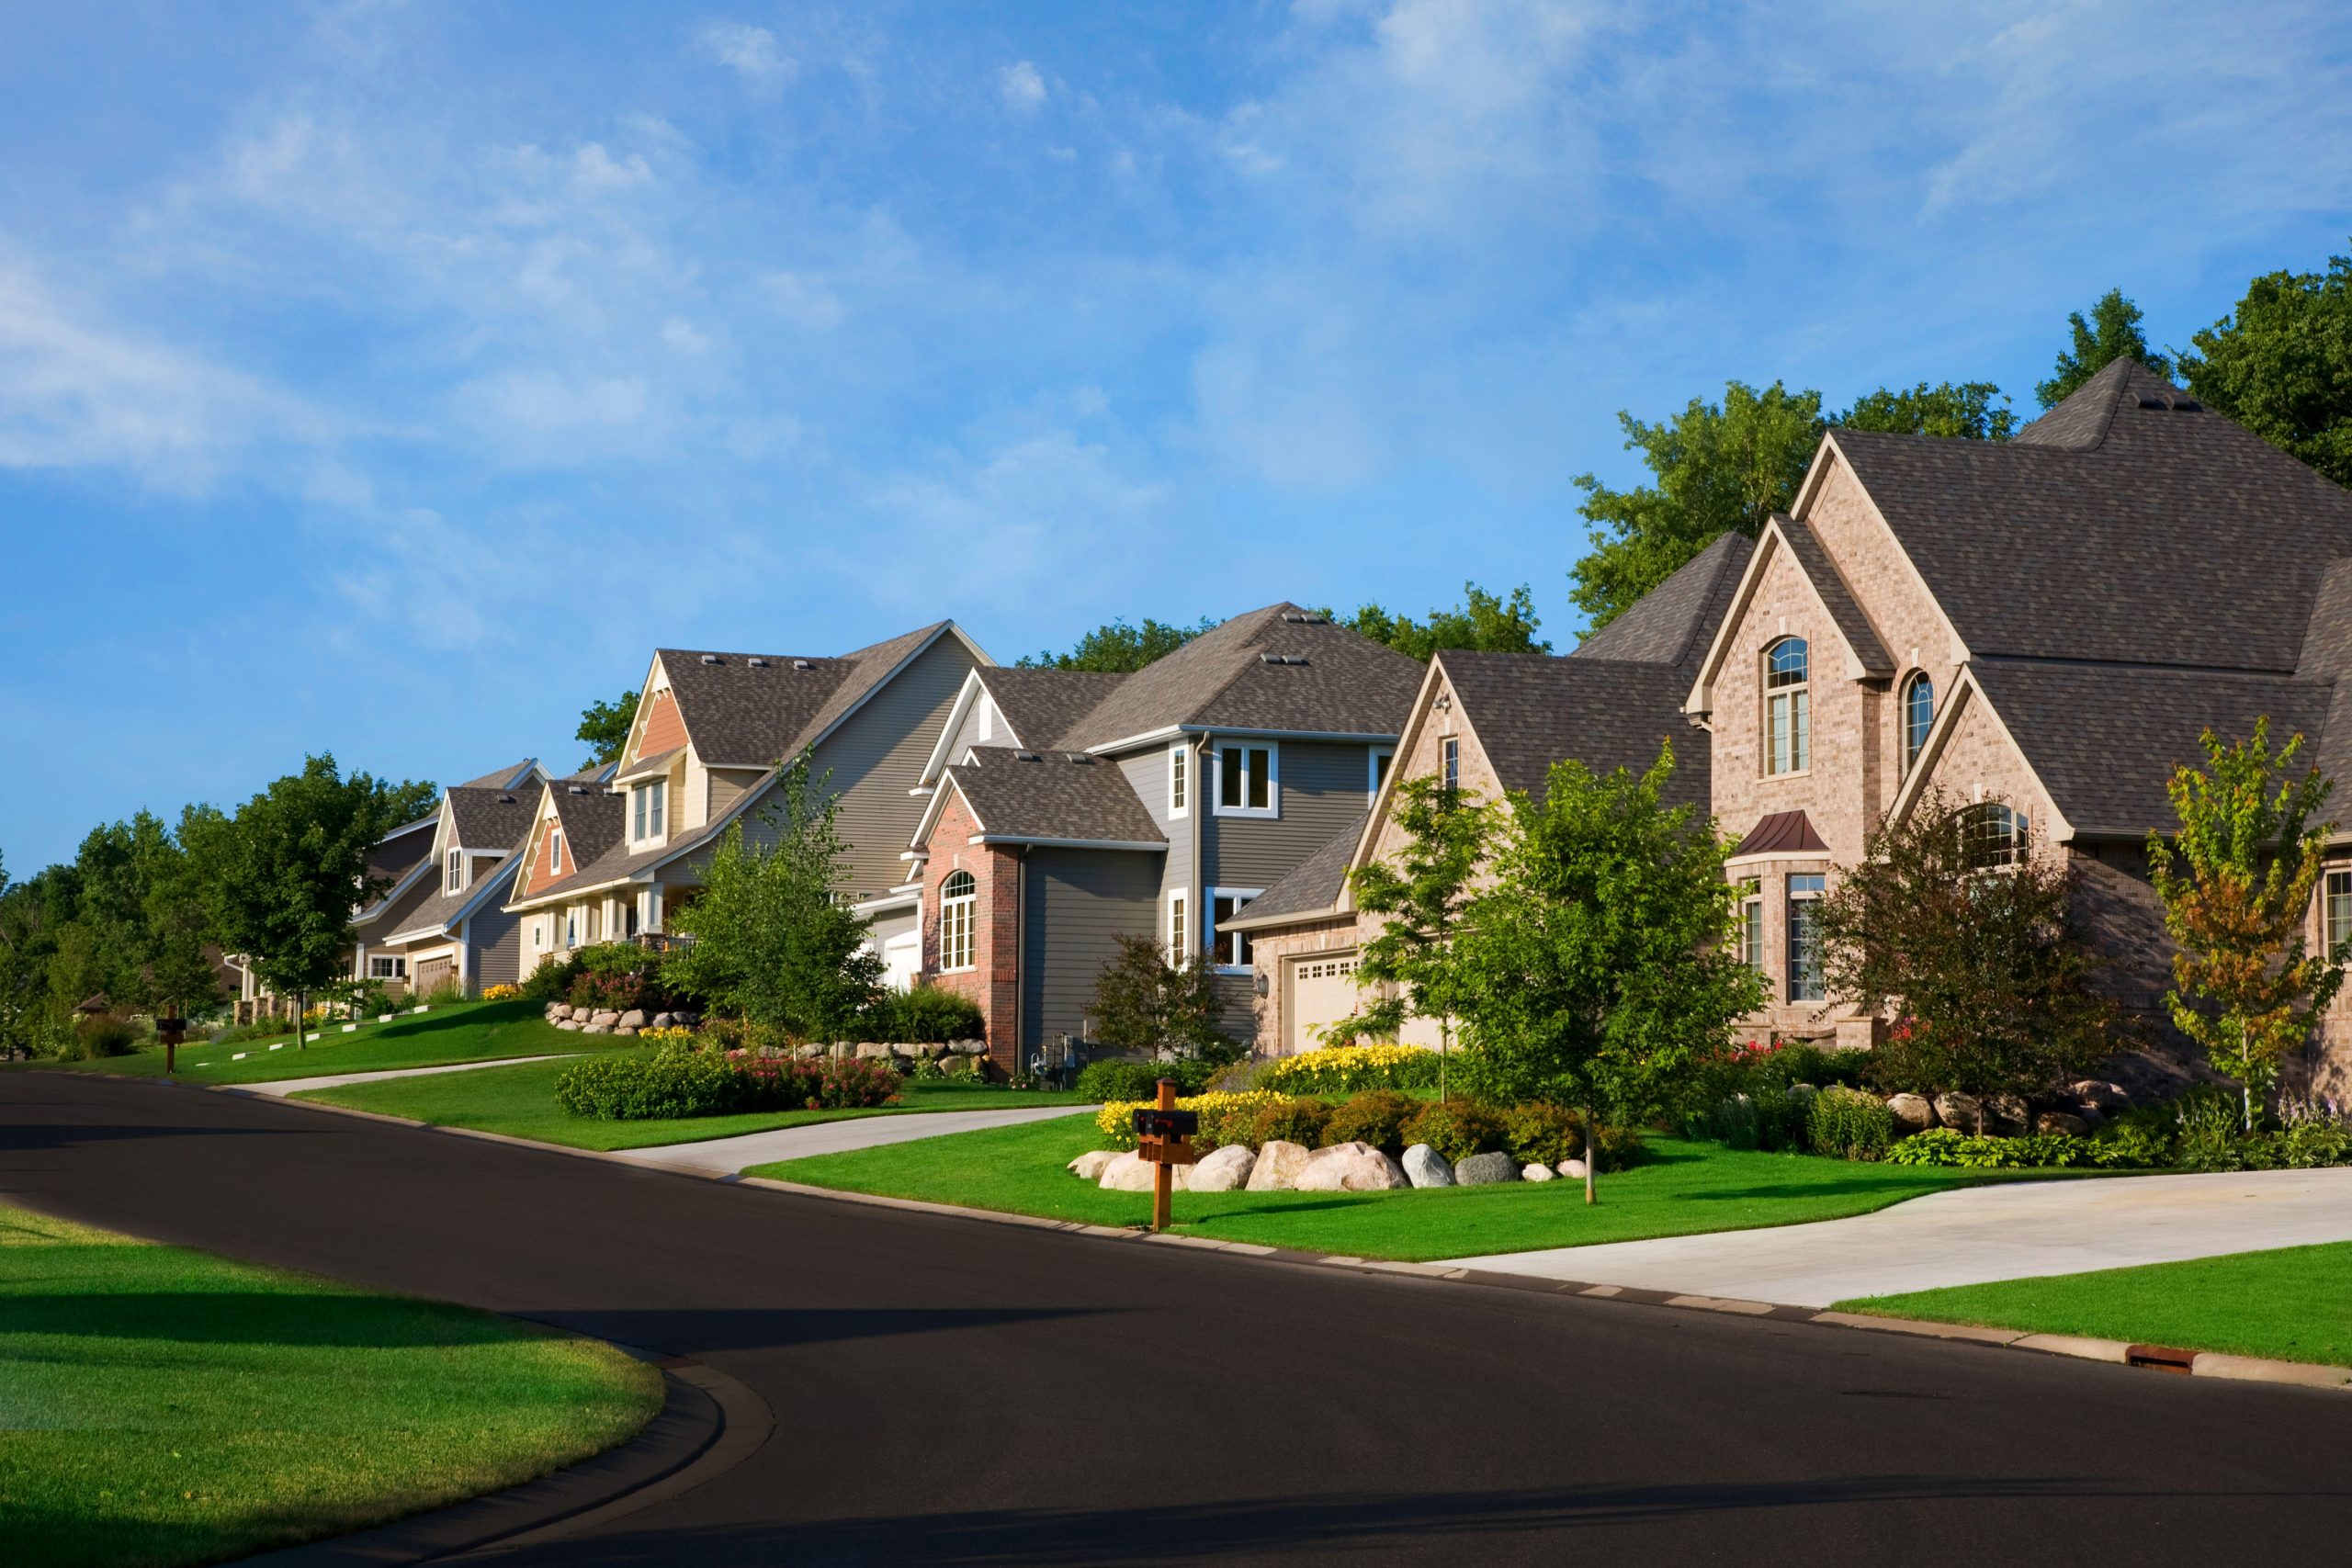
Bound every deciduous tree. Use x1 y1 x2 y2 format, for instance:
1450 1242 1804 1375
1086 932 1236 1063
2178 246 2352 489
1336 583 1550 660
577 689 641 768
1019 616 1220 672
2036 288 2167 407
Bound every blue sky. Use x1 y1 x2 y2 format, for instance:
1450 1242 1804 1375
3 1 2349 873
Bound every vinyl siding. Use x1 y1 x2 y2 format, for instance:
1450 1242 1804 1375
1020 847 1162 1050
706 764 761 830
811 633 984 902
467 891 526 990
1202 739 1376 892
1117 743 1195 906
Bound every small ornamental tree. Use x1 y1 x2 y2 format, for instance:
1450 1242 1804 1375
1449 743 1762 1203
2148 720 2347 1128
1086 932 1238 1064
1815 787 2114 1119
1330 772 1501 1100
666 754 883 1039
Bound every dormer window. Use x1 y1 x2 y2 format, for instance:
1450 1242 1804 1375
548 828 565 876
1765 637 1810 775
1903 672 1934 770
445 848 466 895
632 779 667 843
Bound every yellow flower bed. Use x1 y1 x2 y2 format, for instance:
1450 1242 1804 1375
639 1025 696 1045
481 983 523 1001
1096 1090 1283 1149
1260 1043 1438 1095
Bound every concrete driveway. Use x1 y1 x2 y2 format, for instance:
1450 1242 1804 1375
1442 1166 2352 1308
616 1103 1095 1175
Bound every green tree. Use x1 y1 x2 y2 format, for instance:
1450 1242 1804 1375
1450 743 1763 1201
664 755 883 1038
1085 932 1237 1063
1815 787 2114 1116
1839 380 2018 441
2178 247 2352 489
577 689 640 769
1329 773 1502 1100
2147 720 2346 1128
1336 583 1551 661
182 756 434 1043
1018 616 1220 672
2037 288 2168 408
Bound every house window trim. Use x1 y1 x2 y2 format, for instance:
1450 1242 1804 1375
1736 877 1765 980
1902 671 1934 773
1208 886 1265 975
1212 743 1280 819
1169 742 1189 818
632 779 668 846
1368 747 1394 804
445 848 466 896
1764 637 1812 779
1442 737 1461 794
1787 872 1827 1003
368 955 407 981
548 828 565 877
1166 886 1191 962
2327 868 2352 958
939 869 978 974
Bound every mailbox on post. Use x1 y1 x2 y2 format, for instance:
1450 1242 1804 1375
1132 1079 1198 1231
156 1017 187 1076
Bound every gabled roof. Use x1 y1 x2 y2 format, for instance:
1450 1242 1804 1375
655 622 978 768
1773 514 1894 677
446 784 536 851
979 668 1129 749
518 779 628 903
382 850 529 945
1220 814 1364 931
1441 650 1709 807
939 748 1168 848
1571 530 1752 675
1053 604 1423 751
456 759 543 792
1831 360 2352 674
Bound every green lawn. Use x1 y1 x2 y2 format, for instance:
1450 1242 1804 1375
294 1053 1092 1151
0 1201 662 1568
52 999 616 1086
751 1113 2076 1261
1838 1242 2352 1368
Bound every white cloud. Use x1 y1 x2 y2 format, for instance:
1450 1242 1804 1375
763 270 843 331
695 20 795 88
449 369 657 466
661 315 712 353
572 142 653 194
998 61 1046 115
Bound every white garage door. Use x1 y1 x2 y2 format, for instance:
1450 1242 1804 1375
1287 951 1445 1053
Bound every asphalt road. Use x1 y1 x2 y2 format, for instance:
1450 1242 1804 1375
8 1071 2352 1566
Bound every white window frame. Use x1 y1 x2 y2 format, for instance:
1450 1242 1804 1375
445 848 465 895
1787 873 1826 1002
1368 747 1394 803
1765 637 1811 778
1212 742 1279 819
368 955 407 980
1736 878 1764 979
940 870 978 973
1166 886 1191 962
632 779 668 845
1208 886 1264 974
1169 742 1189 818
1442 737 1460 793
548 827 565 876
2328 868 2352 956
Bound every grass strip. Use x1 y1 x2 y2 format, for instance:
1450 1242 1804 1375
51 1000 623 1086
1837 1242 2352 1368
752 1114 2066 1261
0 1202 662 1568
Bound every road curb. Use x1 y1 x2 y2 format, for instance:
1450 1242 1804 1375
86 1067 2352 1402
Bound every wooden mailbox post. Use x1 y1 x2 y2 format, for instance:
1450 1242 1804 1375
156 1016 187 1076
1132 1077 1199 1233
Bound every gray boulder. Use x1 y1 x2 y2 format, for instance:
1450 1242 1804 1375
1067 1149 1120 1180
1933 1091 1984 1134
949 1038 986 1055
1401 1144 1454 1189
1100 1152 1188 1192
547 1003 572 1021
617 1010 649 1031
582 1023 612 1035
1454 1151 1520 1186
1188 1145 1258 1192
1885 1092 1937 1133
1295 1141 1409 1192
854 1043 893 1061
1245 1140 1313 1191
650 1012 674 1029
2035 1111 2090 1138
1983 1091 2030 1137
1522 1162 1556 1183
2071 1079 2132 1112
615 1026 638 1038
555 1018 582 1032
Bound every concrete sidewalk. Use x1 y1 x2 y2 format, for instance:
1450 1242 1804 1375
616 1104 1096 1175
1440 1166 2352 1308
235 1055 577 1098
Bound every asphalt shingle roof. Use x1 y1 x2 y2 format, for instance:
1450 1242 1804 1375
1572 530 1752 675
446 785 537 851
944 747 1169 846
455 760 541 791
659 623 952 767
1225 813 1366 926
977 668 1129 750
1441 650 1709 808
1775 513 1894 676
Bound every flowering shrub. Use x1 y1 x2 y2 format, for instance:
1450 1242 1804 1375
1096 1091 1284 1151
1259 1044 1440 1096
639 1025 697 1045
481 983 523 1001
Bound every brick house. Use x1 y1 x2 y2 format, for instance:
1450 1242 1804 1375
504 623 989 974
1226 534 1747 1055
904 605 1425 1071
1683 358 2352 1092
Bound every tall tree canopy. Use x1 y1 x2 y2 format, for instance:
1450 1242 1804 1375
577 689 640 768
1019 616 1221 672
1335 583 1550 660
2179 247 2352 490
2036 288 2168 408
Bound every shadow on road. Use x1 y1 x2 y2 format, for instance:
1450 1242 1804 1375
523 1305 1121 1356
0 1122 310 1154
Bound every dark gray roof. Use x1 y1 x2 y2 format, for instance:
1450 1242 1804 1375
1775 513 1894 677
526 780 628 899
384 853 526 942
1441 650 1709 808
659 623 951 767
1836 360 2352 673
2298 560 2352 799
977 668 1128 750
456 760 541 791
944 748 1169 846
355 855 437 931
1225 814 1365 928
1572 530 1752 675
446 785 536 851
1970 659 2333 836
1054 604 1423 751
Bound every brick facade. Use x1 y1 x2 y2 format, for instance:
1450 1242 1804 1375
920 786 1023 1070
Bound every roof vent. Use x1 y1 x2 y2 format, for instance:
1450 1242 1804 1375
747 656 769 668
1014 750 1041 762
2173 397 2203 412
1066 753 1092 764
567 784 588 795
792 659 813 671
700 653 721 665
1260 653 1309 666
1281 612 1306 623
498 793 516 804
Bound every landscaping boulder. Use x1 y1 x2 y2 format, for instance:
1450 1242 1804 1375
617 1010 650 1031
1453 1151 1520 1186
2075 1104 2108 1130
1245 1140 1313 1191
1933 1091 1984 1134
1557 1158 1588 1180
548 1003 572 1021
1100 1152 1188 1192
922 1042 952 1058
1295 1141 1408 1192
1068 1150 1121 1181
891 1042 925 1061
582 1023 612 1035
555 1018 582 1032
615 1026 638 1038
949 1038 986 1055
1522 1162 1555 1183
2035 1111 2090 1138
2071 1079 2132 1112
1885 1093 1937 1134
854 1043 893 1061
1401 1144 1454 1189
1983 1092 2030 1137
650 1012 674 1029
1189 1145 1258 1192
589 1010 622 1029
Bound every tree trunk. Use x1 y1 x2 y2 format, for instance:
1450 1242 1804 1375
1439 1016 1451 1104
1583 1111 1597 1207
296 988 306 1048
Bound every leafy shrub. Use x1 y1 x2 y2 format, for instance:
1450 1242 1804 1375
555 1044 899 1121
1686 1087 1810 1152
875 984 986 1043
1075 1057 1216 1102
1807 1088 1895 1161
1500 1103 1581 1166
1260 1044 1441 1096
2274 1119 2352 1168
1246 1096 1333 1151
1093 1091 1282 1151
2090 1117 2172 1169
521 954 581 1004
1884 1129 2090 1168
1400 1100 1507 1163
72 1014 141 1060
1323 1090 1423 1156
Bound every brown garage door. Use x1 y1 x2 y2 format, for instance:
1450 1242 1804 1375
413 956 455 997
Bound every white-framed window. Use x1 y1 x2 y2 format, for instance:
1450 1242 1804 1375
1902 671 1934 771
1169 743 1188 818
1737 878 1764 978
1210 887 1263 971
1442 737 1460 793
940 869 978 972
1965 801 2027 868
1765 637 1810 776
1369 747 1394 802
1787 873 1826 1001
368 955 407 980
548 828 565 876
445 848 465 895
2328 869 2352 954
1167 887 1190 961
531 919 546 951
1214 743 1277 818
632 779 667 842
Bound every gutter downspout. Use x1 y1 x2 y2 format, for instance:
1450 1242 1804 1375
1012 843 1028 1077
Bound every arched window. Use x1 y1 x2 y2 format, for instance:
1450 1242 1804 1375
1903 673 1934 769
1964 802 2026 868
1765 637 1810 775
940 870 978 972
